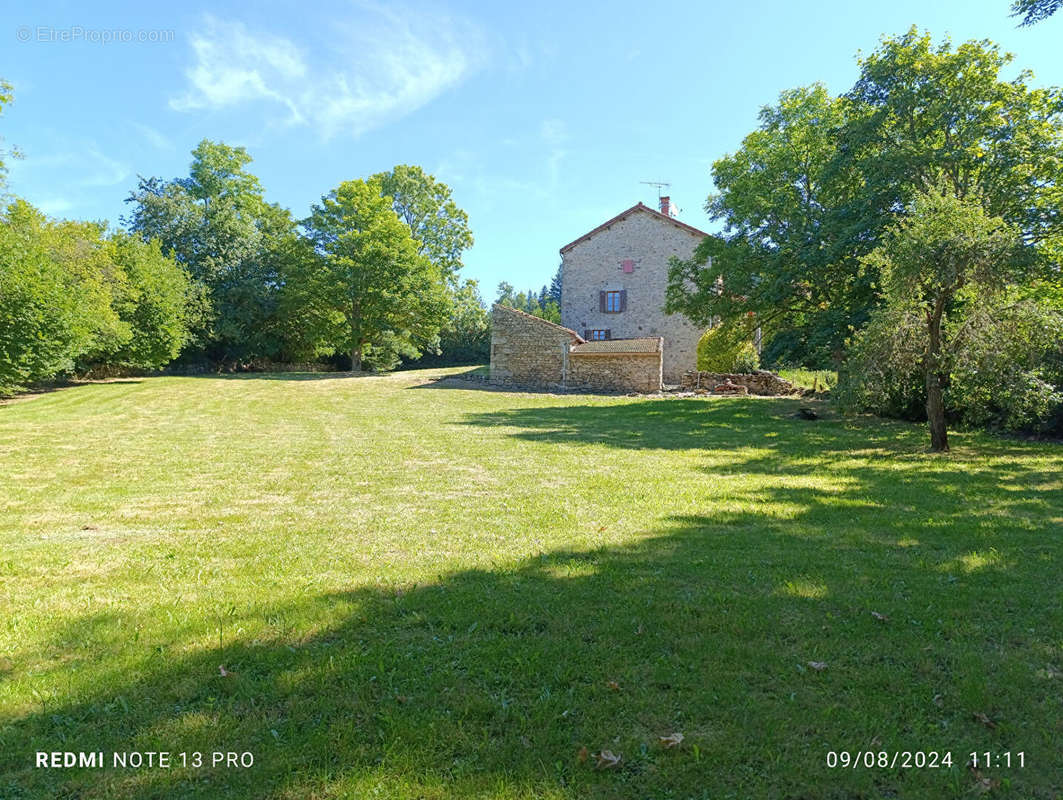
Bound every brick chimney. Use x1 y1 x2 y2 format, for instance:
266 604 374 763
659 195 675 217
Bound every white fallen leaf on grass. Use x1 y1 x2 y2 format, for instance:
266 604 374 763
595 750 622 769
659 732 684 748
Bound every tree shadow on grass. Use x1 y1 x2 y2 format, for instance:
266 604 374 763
409 371 596 395
0 380 144 407
458 396 1055 460
3 406 1061 799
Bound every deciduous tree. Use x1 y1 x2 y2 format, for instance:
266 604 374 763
667 30 1063 367
298 179 448 371
124 140 295 361
860 189 1020 451
372 165 473 284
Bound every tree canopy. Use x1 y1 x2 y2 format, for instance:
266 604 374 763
372 165 473 284
1011 0 1062 25
667 29 1063 367
860 188 1021 450
295 179 449 371
124 140 295 361
0 199 190 394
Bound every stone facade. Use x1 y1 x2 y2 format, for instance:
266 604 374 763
489 305 663 393
489 304 581 387
568 352 662 393
680 371 799 396
560 201 706 384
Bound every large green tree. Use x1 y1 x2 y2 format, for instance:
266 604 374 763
667 30 1063 366
124 140 295 361
843 29 1063 262
0 201 190 393
105 232 192 368
666 84 866 365
372 165 473 284
0 201 98 392
297 179 448 371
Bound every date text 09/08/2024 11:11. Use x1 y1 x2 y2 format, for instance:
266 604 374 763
825 751 1025 769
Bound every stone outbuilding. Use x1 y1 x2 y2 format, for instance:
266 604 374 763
560 197 707 383
489 304 662 393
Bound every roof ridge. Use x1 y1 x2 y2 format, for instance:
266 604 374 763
559 202 708 254
491 303 585 342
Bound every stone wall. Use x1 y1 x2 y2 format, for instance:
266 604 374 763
560 206 705 383
489 305 663 393
490 305 580 387
568 352 662 393
680 370 798 396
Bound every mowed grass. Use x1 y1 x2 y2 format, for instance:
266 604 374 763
0 367 1060 799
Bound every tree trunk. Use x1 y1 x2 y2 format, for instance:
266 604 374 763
925 305 949 452
925 368 949 452
350 346 362 373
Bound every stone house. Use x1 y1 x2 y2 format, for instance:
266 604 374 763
560 197 707 383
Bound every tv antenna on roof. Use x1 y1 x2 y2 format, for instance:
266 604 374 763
640 180 670 200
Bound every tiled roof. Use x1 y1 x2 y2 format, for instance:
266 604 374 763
570 337 662 354
559 202 709 254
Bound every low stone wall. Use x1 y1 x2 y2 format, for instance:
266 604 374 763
680 370 798 396
569 352 662 393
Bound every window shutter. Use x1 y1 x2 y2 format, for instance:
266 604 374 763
619 290 627 312
583 329 590 340
605 329 611 339
599 291 606 313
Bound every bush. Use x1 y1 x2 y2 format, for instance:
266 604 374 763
838 303 926 421
947 298 1063 434
0 202 100 394
841 295 1063 435
697 321 760 372
0 199 192 395
732 342 761 373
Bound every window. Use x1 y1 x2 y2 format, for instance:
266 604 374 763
598 290 626 313
600 289 626 313
588 329 610 340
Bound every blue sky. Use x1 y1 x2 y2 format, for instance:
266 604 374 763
3 1 1060 299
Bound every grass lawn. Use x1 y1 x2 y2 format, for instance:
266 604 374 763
1 367 1060 799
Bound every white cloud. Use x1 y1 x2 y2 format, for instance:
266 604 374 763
81 147 130 187
132 122 174 152
540 118 568 188
169 9 484 138
9 144 129 189
36 197 74 215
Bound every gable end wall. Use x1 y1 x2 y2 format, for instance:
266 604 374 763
560 210 704 383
